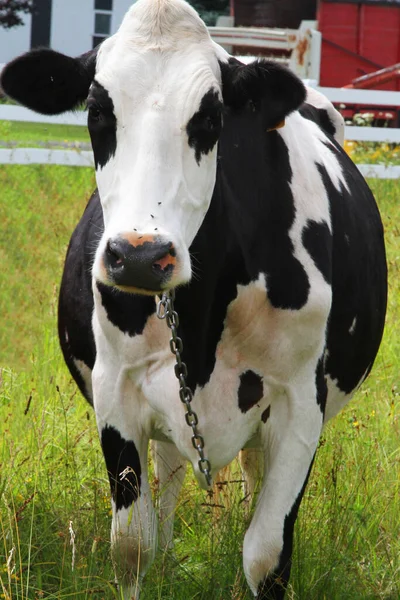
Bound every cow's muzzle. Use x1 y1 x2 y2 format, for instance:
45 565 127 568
103 234 176 293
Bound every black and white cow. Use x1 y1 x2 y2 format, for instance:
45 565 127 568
1 0 387 598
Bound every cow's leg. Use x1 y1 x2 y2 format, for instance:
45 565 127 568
151 441 186 549
100 425 156 600
243 379 324 600
92 373 157 599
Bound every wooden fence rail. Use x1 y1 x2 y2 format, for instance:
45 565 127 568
1 86 399 177
1 147 398 179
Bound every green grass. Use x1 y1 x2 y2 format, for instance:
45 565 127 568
0 165 399 598
0 120 90 148
0 165 95 369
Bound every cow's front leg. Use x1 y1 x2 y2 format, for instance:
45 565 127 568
243 377 324 600
93 375 157 599
104 428 156 599
151 441 186 549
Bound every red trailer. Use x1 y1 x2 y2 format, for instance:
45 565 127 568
318 0 400 123
318 0 400 91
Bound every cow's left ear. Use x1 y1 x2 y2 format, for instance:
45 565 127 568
0 47 98 115
220 59 306 129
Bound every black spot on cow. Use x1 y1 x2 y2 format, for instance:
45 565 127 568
218 126 310 310
261 405 271 423
87 80 117 169
238 371 264 413
101 425 142 510
259 135 310 310
97 282 156 336
186 88 222 164
315 357 327 416
299 103 337 140
317 162 387 394
302 219 332 284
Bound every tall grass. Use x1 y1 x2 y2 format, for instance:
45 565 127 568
0 169 399 598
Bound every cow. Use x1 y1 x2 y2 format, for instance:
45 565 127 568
0 0 387 598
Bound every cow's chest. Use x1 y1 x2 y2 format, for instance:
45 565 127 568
93 277 326 482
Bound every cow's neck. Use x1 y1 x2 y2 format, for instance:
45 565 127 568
172 170 242 392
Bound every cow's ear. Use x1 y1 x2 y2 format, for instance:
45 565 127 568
220 58 306 130
0 47 98 115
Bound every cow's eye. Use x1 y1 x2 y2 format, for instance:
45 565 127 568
88 104 102 122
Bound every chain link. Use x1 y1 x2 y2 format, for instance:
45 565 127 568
157 289 212 487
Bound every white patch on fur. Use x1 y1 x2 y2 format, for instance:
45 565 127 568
324 361 368 423
305 85 345 146
73 358 93 399
282 110 349 199
349 316 357 335
324 375 352 422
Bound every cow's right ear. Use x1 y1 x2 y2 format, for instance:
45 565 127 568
219 58 306 130
0 47 98 115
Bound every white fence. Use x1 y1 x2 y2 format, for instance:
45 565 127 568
1 87 400 178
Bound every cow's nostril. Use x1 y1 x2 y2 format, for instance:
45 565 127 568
106 240 123 267
152 248 176 272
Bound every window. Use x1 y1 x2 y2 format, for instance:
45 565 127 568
93 0 113 49
95 0 112 10
95 12 111 34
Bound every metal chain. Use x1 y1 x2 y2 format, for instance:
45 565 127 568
157 289 212 487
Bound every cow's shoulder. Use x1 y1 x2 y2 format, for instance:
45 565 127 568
299 87 345 146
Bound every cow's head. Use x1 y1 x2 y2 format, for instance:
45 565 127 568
1 0 305 295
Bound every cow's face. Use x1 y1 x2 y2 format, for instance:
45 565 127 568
1 0 305 295
88 4 223 293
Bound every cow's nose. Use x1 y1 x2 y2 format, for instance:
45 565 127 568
104 236 176 292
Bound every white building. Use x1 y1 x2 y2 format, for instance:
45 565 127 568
0 0 135 64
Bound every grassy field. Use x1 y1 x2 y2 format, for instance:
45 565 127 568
0 165 95 369
0 137 399 598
